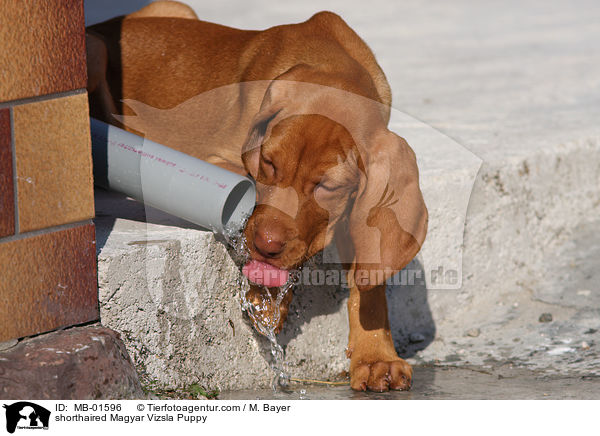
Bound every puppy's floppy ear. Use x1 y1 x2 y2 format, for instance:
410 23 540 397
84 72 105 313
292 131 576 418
349 130 428 291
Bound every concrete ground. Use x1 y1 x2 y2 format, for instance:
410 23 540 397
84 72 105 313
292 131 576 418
405 219 600 377
220 365 600 400
88 0 600 395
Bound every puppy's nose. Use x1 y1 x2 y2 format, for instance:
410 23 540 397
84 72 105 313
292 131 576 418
254 225 286 258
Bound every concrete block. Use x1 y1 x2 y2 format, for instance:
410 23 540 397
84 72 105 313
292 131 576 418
96 190 352 390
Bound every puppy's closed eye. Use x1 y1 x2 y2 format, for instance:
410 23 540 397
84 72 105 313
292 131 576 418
315 179 337 192
260 155 276 180
312 181 335 199
314 178 350 205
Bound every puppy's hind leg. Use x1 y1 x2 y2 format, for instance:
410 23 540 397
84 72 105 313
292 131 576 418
126 1 199 20
86 33 119 124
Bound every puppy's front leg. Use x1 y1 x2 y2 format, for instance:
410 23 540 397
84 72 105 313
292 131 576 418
347 280 412 392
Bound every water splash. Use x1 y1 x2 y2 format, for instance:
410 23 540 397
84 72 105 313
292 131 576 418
240 278 295 390
223 219 295 391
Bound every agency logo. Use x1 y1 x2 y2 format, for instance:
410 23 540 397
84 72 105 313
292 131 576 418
2 402 50 433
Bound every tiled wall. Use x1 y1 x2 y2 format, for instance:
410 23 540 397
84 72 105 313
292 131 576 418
0 0 98 341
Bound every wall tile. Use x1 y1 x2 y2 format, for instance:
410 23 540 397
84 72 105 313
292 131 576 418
0 223 98 341
0 109 15 237
13 93 95 233
0 0 87 102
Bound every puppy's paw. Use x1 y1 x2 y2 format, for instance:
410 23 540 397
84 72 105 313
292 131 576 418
350 358 412 392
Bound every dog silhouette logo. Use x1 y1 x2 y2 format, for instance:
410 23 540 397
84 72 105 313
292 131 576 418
2 402 50 433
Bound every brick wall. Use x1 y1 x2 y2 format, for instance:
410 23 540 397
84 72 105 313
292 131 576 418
0 0 98 341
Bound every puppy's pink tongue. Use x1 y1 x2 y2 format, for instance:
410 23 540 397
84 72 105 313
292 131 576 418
242 260 289 287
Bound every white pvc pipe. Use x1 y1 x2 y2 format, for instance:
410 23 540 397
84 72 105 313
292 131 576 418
90 118 255 234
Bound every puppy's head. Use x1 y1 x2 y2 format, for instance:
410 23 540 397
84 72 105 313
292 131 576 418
243 114 359 273
241 70 427 290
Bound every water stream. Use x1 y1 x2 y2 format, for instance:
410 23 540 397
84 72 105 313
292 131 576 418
223 222 295 391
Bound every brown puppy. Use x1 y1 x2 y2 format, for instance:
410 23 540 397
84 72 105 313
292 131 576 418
86 0 428 392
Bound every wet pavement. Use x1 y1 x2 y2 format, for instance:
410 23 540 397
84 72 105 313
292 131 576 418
219 365 600 400
220 222 600 401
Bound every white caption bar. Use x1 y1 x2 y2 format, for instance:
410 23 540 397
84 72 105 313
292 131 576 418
0 400 595 435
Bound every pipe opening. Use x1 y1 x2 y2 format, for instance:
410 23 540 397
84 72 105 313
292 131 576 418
221 179 256 233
